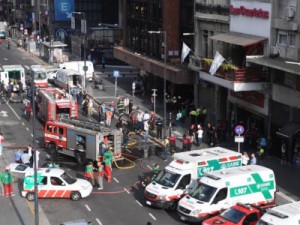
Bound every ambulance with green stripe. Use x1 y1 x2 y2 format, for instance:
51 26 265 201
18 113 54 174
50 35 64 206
256 201 300 225
145 147 242 210
177 165 276 223
22 168 93 201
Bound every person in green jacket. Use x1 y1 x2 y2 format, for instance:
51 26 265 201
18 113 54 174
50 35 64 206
103 148 114 182
2 169 14 197
84 162 95 186
0 168 4 196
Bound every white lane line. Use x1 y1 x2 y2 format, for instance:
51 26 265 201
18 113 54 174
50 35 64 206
85 204 91 211
3 58 8 61
149 213 157 220
36 140 39 143
46 154 50 159
24 65 30 70
22 122 25 126
31 134 33 137
88 118 92 121
277 191 296 203
113 177 119 183
3 98 21 120
124 188 130 194
126 149 132 153
26 127 29 131
147 165 152 170
96 218 102 225
136 200 143 207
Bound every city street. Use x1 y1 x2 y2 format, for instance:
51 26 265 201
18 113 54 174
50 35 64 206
0 37 299 225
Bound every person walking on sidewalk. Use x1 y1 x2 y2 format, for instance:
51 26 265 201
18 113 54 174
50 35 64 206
0 168 4 196
241 152 249 166
96 162 104 190
0 132 4 156
2 169 14 197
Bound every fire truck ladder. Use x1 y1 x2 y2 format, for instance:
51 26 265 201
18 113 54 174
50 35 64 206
60 118 112 133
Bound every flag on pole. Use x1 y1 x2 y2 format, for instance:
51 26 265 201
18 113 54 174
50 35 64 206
209 51 225 76
181 42 191 63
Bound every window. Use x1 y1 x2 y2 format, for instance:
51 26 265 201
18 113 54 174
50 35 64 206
212 187 228 204
243 213 258 224
176 174 191 190
278 32 288 46
40 177 48 185
289 34 296 47
59 127 64 135
50 177 64 186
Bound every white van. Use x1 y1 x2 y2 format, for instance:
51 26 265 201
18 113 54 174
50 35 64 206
22 168 93 201
177 165 276 223
256 201 300 225
59 61 94 81
29 65 48 88
0 65 26 91
54 69 83 94
145 147 242 210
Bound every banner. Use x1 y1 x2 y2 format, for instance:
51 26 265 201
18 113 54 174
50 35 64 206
181 42 191 63
209 51 225 76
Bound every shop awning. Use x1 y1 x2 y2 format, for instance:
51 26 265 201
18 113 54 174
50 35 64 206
209 32 267 47
247 56 300 76
276 123 300 139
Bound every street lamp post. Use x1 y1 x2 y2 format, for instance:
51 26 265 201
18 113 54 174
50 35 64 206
72 12 87 90
148 31 167 137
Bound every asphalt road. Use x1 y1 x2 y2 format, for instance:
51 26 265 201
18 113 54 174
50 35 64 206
0 38 298 225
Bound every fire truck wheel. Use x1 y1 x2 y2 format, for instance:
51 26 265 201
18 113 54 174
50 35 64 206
26 192 35 202
76 152 86 165
70 191 81 201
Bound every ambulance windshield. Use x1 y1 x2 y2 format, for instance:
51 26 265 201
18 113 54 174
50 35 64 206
61 172 77 184
189 182 217 202
154 169 180 188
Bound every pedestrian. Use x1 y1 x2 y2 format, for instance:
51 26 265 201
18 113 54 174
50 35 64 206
162 136 170 161
0 168 4 196
132 81 136 96
257 146 265 165
101 102 107 122
110 101 116 119
82 98 89 116
137 111 144 132
241 152 249 166
156 118 163 139
0 132 4 156
149 111 156 131
122 127 129 148
249 153 257 165
88 98 94 116
281 141 287 164
96 162 104 190
152 164 160 181
143 120 149 140
182 134 189 152
98 103 103 123
188 125 195 145
117 97 125 117
124 96 130 115
116 116 123 131
25 102 32 120
169 133 177 155
195 125 203 148
105 109 112 127
206 122 214 146
129 99 133 115
176 110 182 127
15 149 23 163
2 169 14 197
103 148 114 182
84 162 95 186
21 150 31 166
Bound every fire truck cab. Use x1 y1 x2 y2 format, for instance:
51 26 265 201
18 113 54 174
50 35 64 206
36 88 78 122
44 118 123 164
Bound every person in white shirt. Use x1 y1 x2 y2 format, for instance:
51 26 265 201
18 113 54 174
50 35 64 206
143 111 150 121
124 97 130 115
196 125 203 148
143 120 149 140
137 111 144 131
241 152 249 166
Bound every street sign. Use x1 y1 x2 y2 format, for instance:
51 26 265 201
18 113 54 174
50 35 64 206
234 125 245 135
235 136 245 143
113 70 120 78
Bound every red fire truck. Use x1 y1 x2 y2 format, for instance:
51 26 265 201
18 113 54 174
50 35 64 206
44 118 123 164
36 88 78 122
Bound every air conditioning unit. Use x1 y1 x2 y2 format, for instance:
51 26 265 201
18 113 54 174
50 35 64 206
285 6 295 18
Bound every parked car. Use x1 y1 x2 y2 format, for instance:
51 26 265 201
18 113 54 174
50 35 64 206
0 31 6 39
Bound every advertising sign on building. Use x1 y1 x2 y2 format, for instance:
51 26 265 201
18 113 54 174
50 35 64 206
54 0 74 21
230 0 271 38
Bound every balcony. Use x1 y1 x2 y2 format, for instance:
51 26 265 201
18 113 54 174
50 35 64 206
189 55 268 91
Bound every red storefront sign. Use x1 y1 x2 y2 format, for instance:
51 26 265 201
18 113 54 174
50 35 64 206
230 91 265 108
230 5 269 19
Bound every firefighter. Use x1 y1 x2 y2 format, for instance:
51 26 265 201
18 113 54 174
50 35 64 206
117 97 125 117
84 162 95 186
103 148 114 182
2 169 14 197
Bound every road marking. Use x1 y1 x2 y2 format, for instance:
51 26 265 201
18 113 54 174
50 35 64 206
0 110 8 117
3 58 8 61
277 191 296 203
36 140 39 143
96 218 102 225
113 177 119 183
125 148 132 153
147 165 152 170
24 65 30 70
22 122 25 126
2 98 21 120
31 134 33 137
85 204 91 211
135 200 143 207
88 118 92 122
26 127 29 131
149 213 157 220
124 188 130 194
46 154 50 159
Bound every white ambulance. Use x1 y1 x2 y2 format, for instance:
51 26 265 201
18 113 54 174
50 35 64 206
22 168 93 201
29 65 48 88
256 201 300 225
145 147 242 210
177 165 276 223
59 61 94 81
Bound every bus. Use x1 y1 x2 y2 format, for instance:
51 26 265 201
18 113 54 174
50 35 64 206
0 65 26 92
29 65 48 88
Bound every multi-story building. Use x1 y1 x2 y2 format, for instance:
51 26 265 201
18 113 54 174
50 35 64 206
113 0 195 100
